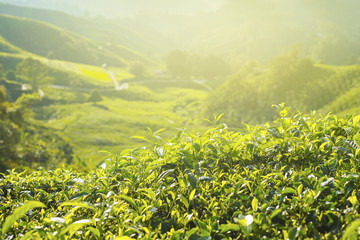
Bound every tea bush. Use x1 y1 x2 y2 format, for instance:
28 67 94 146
1 106 360 239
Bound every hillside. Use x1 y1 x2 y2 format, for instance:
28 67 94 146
0 3 175 56
0 35 25 54
0 14 152 67
204 49 360 126
321 81 360 116
177 0 360 65
32 85 206 168
1 1 360 66
0 50 208 168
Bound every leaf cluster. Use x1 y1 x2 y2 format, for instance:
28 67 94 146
1 110 360 239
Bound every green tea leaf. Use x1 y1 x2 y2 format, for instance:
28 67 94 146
280 107 290 118
189 189 196 201
60 201 95 211
349 194 359 207
154 128 166 135
353 115 360 125
60 219 94 238
188 173 197 188
139 189 156 201
283 187 297 195
353 133 360 147
252 197 258 212
21 230 42 240
130 136 151 143
270 208 282 219
342 219 360 240
87 227 100 238
288 227 300 240
180 195 189 209
2 201 46 235
114 237 136 240
119 195 138 211
219 223 240 233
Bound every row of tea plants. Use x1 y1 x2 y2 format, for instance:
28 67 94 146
1 105 360 239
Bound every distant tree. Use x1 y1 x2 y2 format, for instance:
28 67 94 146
16 93 41 112
129 62 149 80
165 50 190 78
269 46 327 107
5 70 16 81
0 89 74 170
16 58 54 91
199 54 231 80
87 89 103 104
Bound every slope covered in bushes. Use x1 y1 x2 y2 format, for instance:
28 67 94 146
0 14 149 67
205 49 360 126
1 106 360 239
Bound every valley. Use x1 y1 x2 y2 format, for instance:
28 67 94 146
1 1 360 239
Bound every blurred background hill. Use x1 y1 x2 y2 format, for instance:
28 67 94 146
0 0 359 170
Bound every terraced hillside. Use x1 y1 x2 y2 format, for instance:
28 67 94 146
0 3 173 55
0 14 152 67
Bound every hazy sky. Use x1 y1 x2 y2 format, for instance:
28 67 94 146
0 0 225 16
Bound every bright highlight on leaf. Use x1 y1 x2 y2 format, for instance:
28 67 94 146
60 219 95 238
342 219 360 240
60 201 95 211
114 236 136 240
251 198 258 212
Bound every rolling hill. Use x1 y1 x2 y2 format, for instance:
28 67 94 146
0 13 153 68
0 3 175 56
1 1 360 66
0 35 25 54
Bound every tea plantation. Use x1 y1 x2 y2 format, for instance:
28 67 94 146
1 107 360 239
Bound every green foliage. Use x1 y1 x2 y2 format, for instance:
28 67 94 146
0 89 74 171
342 219 360 240
165 50 190 78
0 53 23 70
87 89 103 104
0 3 165 58
129 62 150 80
2 110 360 238
1 0 360 67
5 70 16 81
205 50 360 126
0 14 129 67
117 84 158 102
0 35 24 54
16 58 54 91
165 50 231 82
33 86 205 167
